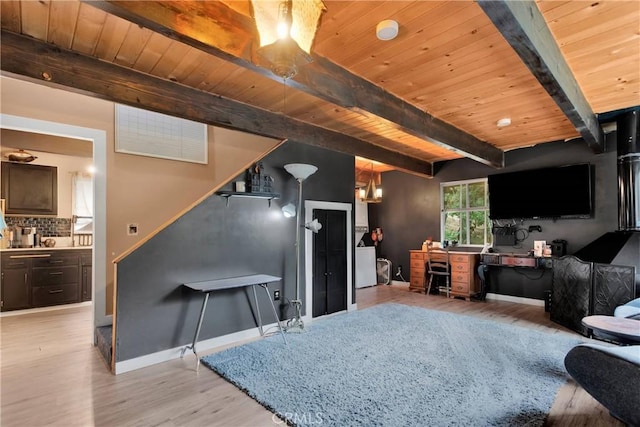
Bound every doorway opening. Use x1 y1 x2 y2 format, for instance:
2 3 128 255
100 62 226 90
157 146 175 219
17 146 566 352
1 113 108 341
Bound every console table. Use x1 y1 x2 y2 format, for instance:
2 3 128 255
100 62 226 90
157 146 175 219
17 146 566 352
181 274 286 369
409 250 480 300
480 253 553 269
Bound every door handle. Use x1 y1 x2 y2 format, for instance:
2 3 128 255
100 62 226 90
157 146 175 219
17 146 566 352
48 289 64 294
10 254 51 259
49 272 63 276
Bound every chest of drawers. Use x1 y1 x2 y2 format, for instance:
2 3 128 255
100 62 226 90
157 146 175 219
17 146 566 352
448 252 481 300
409 250 427 292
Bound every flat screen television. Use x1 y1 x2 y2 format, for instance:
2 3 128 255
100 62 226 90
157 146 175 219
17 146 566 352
488 163 593 220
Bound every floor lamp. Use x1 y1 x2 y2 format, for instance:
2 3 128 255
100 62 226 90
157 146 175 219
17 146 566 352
284 163 318 333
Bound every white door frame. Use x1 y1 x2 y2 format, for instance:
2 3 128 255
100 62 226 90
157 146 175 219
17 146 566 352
1 114 109 336
303 200 356 324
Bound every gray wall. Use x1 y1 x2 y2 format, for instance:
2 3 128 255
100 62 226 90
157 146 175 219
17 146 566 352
115 141 354 362
371 137 618 299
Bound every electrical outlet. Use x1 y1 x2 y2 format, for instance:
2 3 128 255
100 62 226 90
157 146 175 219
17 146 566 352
127 223 139 236
273 290 280 301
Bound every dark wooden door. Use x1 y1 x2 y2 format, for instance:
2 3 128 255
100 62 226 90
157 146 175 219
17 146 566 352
312 209 347 317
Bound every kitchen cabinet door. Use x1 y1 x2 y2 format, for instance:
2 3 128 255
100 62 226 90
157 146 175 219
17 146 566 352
82 265 92 301
1 162 58 215
1 263 31 311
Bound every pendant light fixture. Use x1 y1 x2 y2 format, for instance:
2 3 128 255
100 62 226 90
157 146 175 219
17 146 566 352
5 149 37 163
251 0 326 79
361 162 382 203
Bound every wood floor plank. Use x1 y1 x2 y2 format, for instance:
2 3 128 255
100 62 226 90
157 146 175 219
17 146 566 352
0 285 623 426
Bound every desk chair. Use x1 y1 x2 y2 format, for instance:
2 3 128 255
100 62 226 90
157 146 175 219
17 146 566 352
425 246 450 297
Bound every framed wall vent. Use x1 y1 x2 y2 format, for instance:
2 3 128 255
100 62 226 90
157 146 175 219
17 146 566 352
115 104 207 164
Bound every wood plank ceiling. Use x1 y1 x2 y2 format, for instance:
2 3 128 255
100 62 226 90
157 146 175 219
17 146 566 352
1 0 638 176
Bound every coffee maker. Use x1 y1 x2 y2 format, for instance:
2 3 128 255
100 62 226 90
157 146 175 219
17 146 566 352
9 226 36 248
21 227 36 248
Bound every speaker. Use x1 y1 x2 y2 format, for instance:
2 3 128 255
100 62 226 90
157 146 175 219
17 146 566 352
616 110 639 156
551 239 567 257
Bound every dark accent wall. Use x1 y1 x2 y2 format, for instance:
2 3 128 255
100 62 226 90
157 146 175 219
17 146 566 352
115 141 354 362
372 137 618 299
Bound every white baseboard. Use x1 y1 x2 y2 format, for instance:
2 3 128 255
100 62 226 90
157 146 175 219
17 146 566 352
485 293 545 307
115 303 361 375
115 320 283 374
0 301 92 317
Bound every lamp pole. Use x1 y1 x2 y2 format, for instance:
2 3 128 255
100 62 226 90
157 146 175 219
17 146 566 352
283 163 317 333
287 177 305 333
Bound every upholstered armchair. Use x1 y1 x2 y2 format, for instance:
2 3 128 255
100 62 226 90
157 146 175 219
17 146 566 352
564 344 640 425
615 297 640 320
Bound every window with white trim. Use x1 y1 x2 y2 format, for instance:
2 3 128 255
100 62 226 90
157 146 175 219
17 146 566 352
72 172 93 235
440 178 491 246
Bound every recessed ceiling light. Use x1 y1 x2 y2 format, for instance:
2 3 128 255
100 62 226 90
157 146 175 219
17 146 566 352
376 20 398 41
497 117 511 128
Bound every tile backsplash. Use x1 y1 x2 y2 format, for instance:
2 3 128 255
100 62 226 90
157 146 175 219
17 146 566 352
5 216 72 237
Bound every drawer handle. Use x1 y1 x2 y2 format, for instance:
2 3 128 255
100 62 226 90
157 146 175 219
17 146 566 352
10 254 51 259
48 289 64 294
49 272 63 276
457 286 463 290
49 260 64 264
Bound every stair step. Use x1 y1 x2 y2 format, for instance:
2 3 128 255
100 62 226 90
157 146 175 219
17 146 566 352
95 325 112 369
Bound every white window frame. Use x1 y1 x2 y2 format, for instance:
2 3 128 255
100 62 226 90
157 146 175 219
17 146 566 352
440 178 490 247
115 104 208 164
72 172 94 235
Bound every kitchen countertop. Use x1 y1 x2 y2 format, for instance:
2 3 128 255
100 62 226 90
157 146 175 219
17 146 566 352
1 246 92 252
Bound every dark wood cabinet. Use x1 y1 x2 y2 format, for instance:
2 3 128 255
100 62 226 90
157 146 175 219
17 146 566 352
1 249 92 311
81 253 92 302
1 161 58 215
1 257 31 311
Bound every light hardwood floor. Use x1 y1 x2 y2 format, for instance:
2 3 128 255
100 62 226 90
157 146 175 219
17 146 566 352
1 284 623 426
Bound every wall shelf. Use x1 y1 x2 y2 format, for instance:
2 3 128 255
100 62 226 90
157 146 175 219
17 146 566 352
216 191 280 207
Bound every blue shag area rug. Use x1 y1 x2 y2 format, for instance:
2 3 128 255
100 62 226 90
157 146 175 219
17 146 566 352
201 303 582 426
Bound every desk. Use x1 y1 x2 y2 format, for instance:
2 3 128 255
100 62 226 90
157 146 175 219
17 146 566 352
409 250 480 300
582 315 640 343
181 274 287 368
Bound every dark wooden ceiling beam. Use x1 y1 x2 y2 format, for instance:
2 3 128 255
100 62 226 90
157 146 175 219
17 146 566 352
0 30 432 177
85 0 504 168
478 0 604 153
